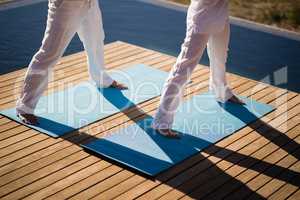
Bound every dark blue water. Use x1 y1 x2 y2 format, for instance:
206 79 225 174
0 0 299 92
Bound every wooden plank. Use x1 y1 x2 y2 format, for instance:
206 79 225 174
286 189 300 200
223 136 300 200
45 165 124 200
0 67 232 167
0 63 211 191
0 118 10 126
0 73 247 198
188 111 297 199
77 88 296 198
0 65 210 162
0 50 172 110
196 127 300 200
0 67 213 192
0 47 172 140
0 70 227 197
0 44 153 105
0 49 173 123
20 161 114 200
107 93 298 200
68 171 135 200
0 48 173 139
0 42 169 104
0 42 298 200
246 159 300 199
41 80 257 200
135 111 299 200
268 168 300 200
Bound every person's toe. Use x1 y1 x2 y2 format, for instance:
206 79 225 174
111 81 128 90
157 129 180 139
18 113 39 125
229 95 245 105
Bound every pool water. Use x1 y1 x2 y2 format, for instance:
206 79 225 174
0 0 299 92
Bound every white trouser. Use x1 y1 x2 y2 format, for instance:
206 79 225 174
16 0 113 114
152 22 233 129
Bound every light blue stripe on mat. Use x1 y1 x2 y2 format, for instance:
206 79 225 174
81 93 274 176
0 64 168 138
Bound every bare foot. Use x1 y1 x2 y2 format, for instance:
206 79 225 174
228 95 245 105
155 129 180 139
17 113 39 125
110 80 128 90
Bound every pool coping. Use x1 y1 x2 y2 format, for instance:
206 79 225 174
139 0 300 42
1 0 300 42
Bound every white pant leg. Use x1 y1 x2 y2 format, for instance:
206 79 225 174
77 0 113 88
16 0 88 114
152 33 209 129
207 21 233 102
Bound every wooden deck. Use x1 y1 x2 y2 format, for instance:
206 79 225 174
0 41 299 200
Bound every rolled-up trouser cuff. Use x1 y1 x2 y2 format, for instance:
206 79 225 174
210 84 233 103
93 74 114 88
16 100 35 115
151 114 174 130
151 121 173 130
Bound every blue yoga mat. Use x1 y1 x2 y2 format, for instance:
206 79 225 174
0 64 168 137
81 93 274 176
